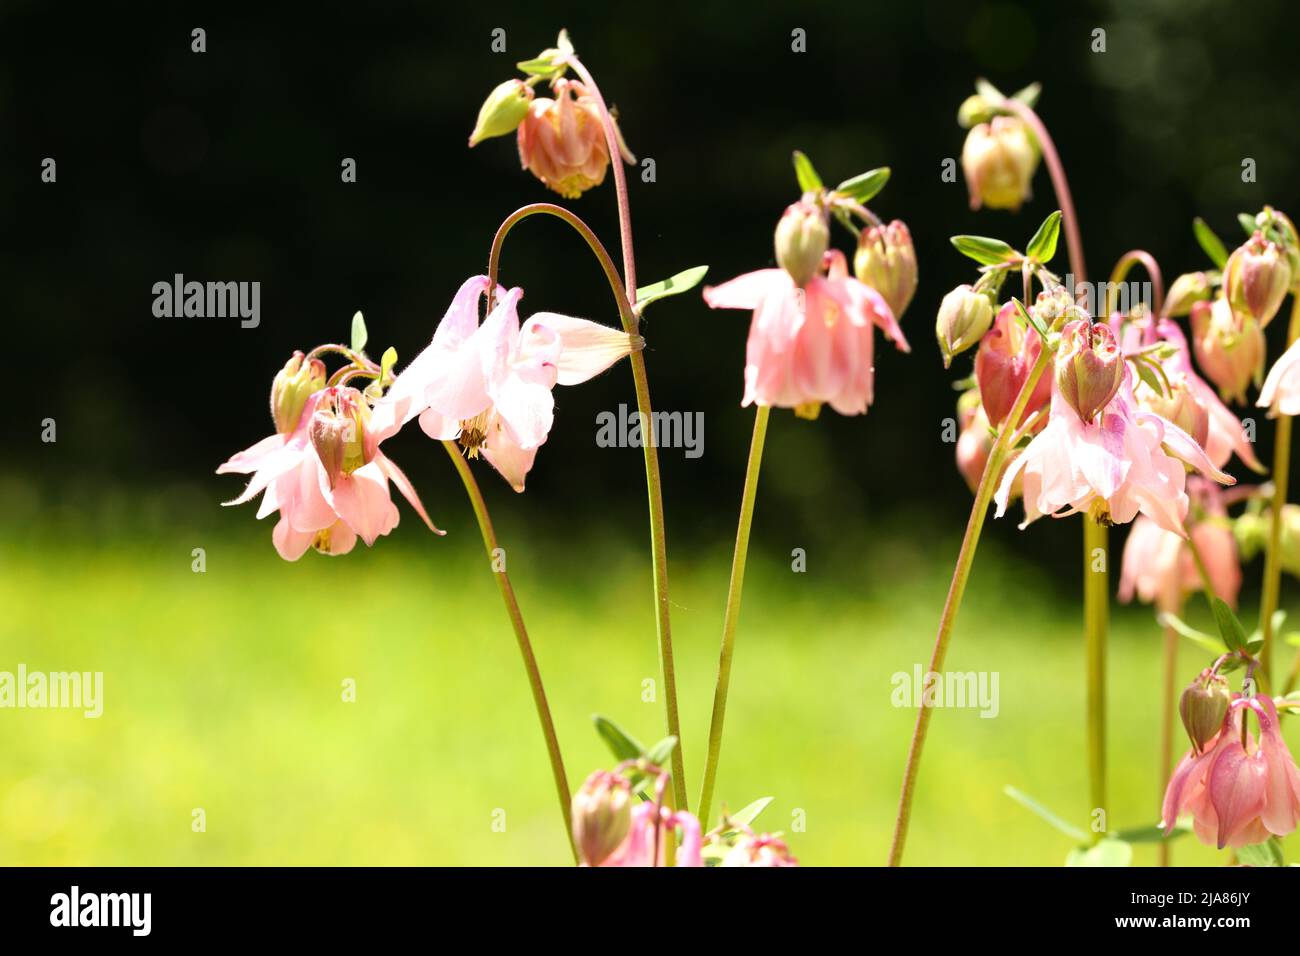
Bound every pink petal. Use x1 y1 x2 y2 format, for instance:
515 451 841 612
325 460 399 546
702 269 790 311
375 452 443 534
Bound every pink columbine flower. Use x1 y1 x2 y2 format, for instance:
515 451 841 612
1258 336 1300 417
1162 694 1300 849
719 831 800 867
1118 480 1242 613
516 78 631 199
219 385 438 561
598 801 703 868
994 366 1234 536
371 275 643 492
703 250 909 418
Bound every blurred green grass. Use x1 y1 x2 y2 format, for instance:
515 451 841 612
1 491 1297 866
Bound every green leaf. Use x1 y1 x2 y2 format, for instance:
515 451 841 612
1011 82 1042 108
792 150 823 193
635 265 709 312
1238 212 1258 237
1013 296 1049 342
726 796 773 828
592 714 644 762
1113 823 1187 844
1066 840 1132 867
1210 597 1248 652
1193 217 1229 269
350 311 368 353
1131 356 1167 398
1157 611 1228 655
834 167 890 205
1004 786 1088 842
379 346 398 384
974 77 1006 103
643 735 678 768
951 234 1019 266
1237 838 1284 867
516 56 565 78
1025 211 1062 263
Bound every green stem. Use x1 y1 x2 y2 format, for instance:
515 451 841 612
1158 622 1177 867
1083 515 1108 839
1263 296 1300 689
697 405 771 827
887 345 1051 865
485 203 687 810
441 440 576 862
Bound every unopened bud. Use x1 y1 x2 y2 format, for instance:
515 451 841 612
974 302 1049 427
1224 233 1292 327
1190 297 1265 404
854 219 918 320
468 79 534 147
270 351 327 435
1179 670 1232 753
774 201 830 287
961 116 1038 212
1055 320 1124 422
936 284 994 367
309 388 367 487
571 770 632 866
1163 271 1211 318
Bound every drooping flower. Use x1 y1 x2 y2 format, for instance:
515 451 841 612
1258 335 1300 416
994 368 1234 537
1162 694 1300 849
1224 232 1292 328
1191 297 1266 405
703 249 908 418
719 831 799 867
219 385 438 560
1055 319 1125 423
1118 480 1241 613
516 78 631 199
961 116 1038 212
572 770 633 867
371 275 643 492
598 801 703 868
1178 670 1233 754
853 219 918 320
1163 271 1211 317
974 301 1050 427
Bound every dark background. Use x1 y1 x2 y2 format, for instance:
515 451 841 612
4 0 1298 573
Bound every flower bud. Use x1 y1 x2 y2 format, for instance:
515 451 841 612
974 302 1050 427
1190 297 1265 404
1136 375 1211 450
936 284 994 368
955 392 993 494
961 116 1038 212
1163 271 1211 318
309 388 367 488
1031 284 1084 332
571 770 632 866
774 200 830 287
1225 233 1292 327
468 79 534 147
853 219 918 319
1055 319 1125 422
1179 670 1232 753
270 351 327 435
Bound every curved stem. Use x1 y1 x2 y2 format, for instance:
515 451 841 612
697 405 771 827
441 440 576 863
888 345 1051 865
1263 295 1300 688
485 203 687 809
1083 515 1108 839
1158 621 1178 867
1108 250 1165 321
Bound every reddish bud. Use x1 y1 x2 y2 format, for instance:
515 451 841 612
1055 320 1125 422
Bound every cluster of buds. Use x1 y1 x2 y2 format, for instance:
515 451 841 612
467 30 633 199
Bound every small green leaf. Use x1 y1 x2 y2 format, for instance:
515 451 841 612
592 714 644 762
974 77 1006 104
1066 840 1132 867
951 234 1019 266
1237 838 1284 867
726 796 773 828
792 150 823 193
1011 82 1042 108
1026 211 1062 263
1013 296 1049 342
1238 212 1258 237
351 311 368 353
833 167 890 205
635 265 709 312
1157 611 1228 655
1004 786 1088 842
643 735 678 769
1113 823 1186 844
1210 597 1248 652
1193 217 1229 269
516 56 565 78
380 346 398 382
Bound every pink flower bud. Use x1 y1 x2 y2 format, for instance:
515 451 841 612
1178 670 1232 754
468 79 534 147
1225 233 1292 327
936 284 994 368
961 116 1038 212
1190 297 1265 404
955 393 993 494
571 770 633 867
1055 320 1125 422
517 79 619 199
773 200 830 287
974 302 1050 427
270 351 327 435
853 219 918 320
1163 271 1212 318
309 388 367 488
1136 375 1211 451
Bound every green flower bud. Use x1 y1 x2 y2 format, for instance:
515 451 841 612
468 80 534 147
270 351 327 435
